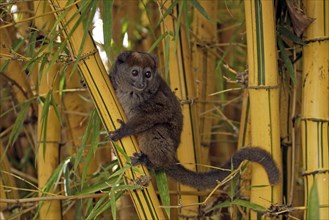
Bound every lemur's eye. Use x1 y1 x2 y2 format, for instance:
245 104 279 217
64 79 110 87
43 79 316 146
131 70 138 76
145 71 152 78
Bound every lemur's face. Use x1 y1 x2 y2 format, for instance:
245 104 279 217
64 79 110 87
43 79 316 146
114 51 158 93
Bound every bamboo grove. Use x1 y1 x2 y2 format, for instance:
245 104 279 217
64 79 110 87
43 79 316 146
0 0 328 219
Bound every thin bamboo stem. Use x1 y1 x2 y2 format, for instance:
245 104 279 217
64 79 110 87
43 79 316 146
244 1 282 217
47 1 165 219
302 1 329 218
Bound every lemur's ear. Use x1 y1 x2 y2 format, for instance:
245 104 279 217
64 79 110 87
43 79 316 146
117 51 132 64
150 54 158 69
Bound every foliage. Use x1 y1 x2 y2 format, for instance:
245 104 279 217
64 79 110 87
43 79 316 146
0 0 327 219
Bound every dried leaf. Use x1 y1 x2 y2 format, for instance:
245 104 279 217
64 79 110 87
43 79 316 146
286 0 315 37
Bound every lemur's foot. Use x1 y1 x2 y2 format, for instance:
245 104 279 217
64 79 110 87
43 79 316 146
130 152 149 166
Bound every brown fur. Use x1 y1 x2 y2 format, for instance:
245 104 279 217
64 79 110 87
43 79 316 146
108 51 280 190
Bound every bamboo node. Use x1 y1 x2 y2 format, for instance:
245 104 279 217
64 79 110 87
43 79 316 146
180 97 198 105
247 85 279 90
70 49 98 63
131 175 151 188
300 117 329 123
302 169 329 176
304 36 329 44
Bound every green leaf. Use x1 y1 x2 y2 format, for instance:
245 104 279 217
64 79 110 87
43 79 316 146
164 34 171 81
39 91 52 160
74 109 96 171
206 200 232 213
86 194 109 220
103 0 113 60
50 92 62 126
110 190 117 220
232 199 266 212
278 36 296 84
81 111 101 182
111 141 131 163
183 0 191 48
307 179 320 220
42 159 67 193
174 3 183 54
148 32 169 53
155 170 170 217
156 0 178 27
277 26 305 45
191 0 210 20
0 38 24 72
1 101 30 161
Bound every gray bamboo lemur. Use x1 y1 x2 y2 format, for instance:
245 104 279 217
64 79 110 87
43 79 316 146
108 51 280 190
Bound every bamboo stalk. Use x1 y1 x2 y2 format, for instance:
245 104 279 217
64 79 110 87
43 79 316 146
0 141 19 218
159 1 200 217
48 1 165 219
37 51 62 220
244 1 282 217
61 65 103 219
192 0 218 172
302 1 329 218
33 1 62 219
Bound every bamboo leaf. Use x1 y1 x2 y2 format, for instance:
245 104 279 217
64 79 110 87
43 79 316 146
277 25 305 45
164 34 171 80
86 195 108 220
28 30 38 57
1 101 30 161
156 0 178 27
8 101 30 146
50 92 62 126
155 170 170 217
41 159 66 193
110 190 117 220
0 38 24 72
80 0 98 31
111 141 131 163
83 199 94 219
113 184 141 191
39 91 52 160
232 199 266 211
50 1 166 218
81 111 101 182
307 179 320 219
207 199 266 214
174 3 183 54
87 190 124 220
38 55 49 82
278 36 296 84
190 0 210 20
148 32 169 53
103 0 113 60
183 0 191 48
206 200 231 212
74 109 95 171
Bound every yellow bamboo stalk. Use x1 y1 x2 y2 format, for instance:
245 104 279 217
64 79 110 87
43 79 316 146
0 23 34 106
192 0 218 172
62 66 99 172
0 141 19 219
244 0 282 216
15 1 33 39
61 66 102 219
48 1 165 219
33 1 62 219
302 1 329 219
237 91 252 190
37 55 62 220
160 0 199 216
